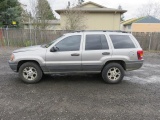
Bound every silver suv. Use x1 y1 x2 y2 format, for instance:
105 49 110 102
9 31 144 84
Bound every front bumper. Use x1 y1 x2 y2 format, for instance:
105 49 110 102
8 61 18 72
125 60 144 71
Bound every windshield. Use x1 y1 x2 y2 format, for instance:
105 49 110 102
41 35 64 48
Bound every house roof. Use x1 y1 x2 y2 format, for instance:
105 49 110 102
122 17 144 25
121 18 138 25
56 1 127 14
135 16 160 23
122 16 160 25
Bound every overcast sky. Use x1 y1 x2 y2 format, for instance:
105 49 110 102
19 0 160 20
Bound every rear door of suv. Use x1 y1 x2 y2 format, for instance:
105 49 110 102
82 33 112 72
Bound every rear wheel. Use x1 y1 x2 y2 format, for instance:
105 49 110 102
19 62 43 84
102 63 124 84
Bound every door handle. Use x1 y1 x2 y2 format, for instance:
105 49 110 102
71 53 80 56
102 52 110 55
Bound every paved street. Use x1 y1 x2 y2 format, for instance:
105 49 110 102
0 47 160 120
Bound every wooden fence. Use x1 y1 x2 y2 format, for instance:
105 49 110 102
0 29 160 51
0 29 69 47
132 32 160 51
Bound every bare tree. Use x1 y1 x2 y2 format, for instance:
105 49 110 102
136 2 160 19
28 0 39 29
28 0 56 29
62 1 87 30
118 5 124 21
152 3 160 19
78 0 84 5
63 9 87 30
37 0 56 29
21 5 32 25
28 0 37 18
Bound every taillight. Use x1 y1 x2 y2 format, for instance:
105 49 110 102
137 50 143 60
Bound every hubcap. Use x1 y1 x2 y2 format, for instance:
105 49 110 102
107 67 121 81
23 67 37 81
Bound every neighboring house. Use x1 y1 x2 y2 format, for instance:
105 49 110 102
121 16 160 32
56 1 126 30
23 1 126 30
23 20 61 30
120 18 140 32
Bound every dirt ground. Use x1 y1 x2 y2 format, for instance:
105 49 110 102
0 47 160 120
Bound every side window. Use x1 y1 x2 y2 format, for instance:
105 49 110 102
110 35 135 49
55 35 81 51
85 34 109 50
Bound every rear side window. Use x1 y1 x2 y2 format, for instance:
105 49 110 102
85 34 109 50
110 35 135 49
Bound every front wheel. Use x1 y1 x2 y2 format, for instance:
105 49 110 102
102 63 124 84
19 62 43 84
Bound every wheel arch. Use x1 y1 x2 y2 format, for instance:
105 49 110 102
17 60 42 72
101 60 126 72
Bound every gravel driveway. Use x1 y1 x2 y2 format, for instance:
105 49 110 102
0 47 160 120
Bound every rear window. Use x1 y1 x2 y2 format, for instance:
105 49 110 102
85 34 109 50
110 35 135 49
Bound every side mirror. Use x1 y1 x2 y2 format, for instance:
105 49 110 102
50 46 59 52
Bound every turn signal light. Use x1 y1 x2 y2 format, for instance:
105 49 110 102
10 54 15 61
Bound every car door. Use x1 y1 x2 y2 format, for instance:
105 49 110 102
82 33 112 72
46 34 83 72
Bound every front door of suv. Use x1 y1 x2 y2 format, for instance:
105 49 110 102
46 34 83 73
82 33 112 72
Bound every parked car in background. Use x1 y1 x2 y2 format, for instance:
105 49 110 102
9 31 144 84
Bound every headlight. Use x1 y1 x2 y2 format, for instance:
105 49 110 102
10 54 15 61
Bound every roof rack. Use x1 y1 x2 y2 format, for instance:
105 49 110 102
74 30 128 33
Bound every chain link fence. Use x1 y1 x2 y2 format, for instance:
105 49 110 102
0 28 160 51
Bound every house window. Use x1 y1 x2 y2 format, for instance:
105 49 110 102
128 25 131 29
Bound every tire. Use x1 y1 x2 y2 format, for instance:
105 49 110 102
19 62 43 84
102 63 124 84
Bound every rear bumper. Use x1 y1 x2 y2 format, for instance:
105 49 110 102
125 60 144 71
8 61 18 72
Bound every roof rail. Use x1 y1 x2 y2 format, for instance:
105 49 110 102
74 30 128 33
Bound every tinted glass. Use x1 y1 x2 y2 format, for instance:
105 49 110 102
85 34 109 50
101 35 109 49
110 35 135 49
56 35 81 51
